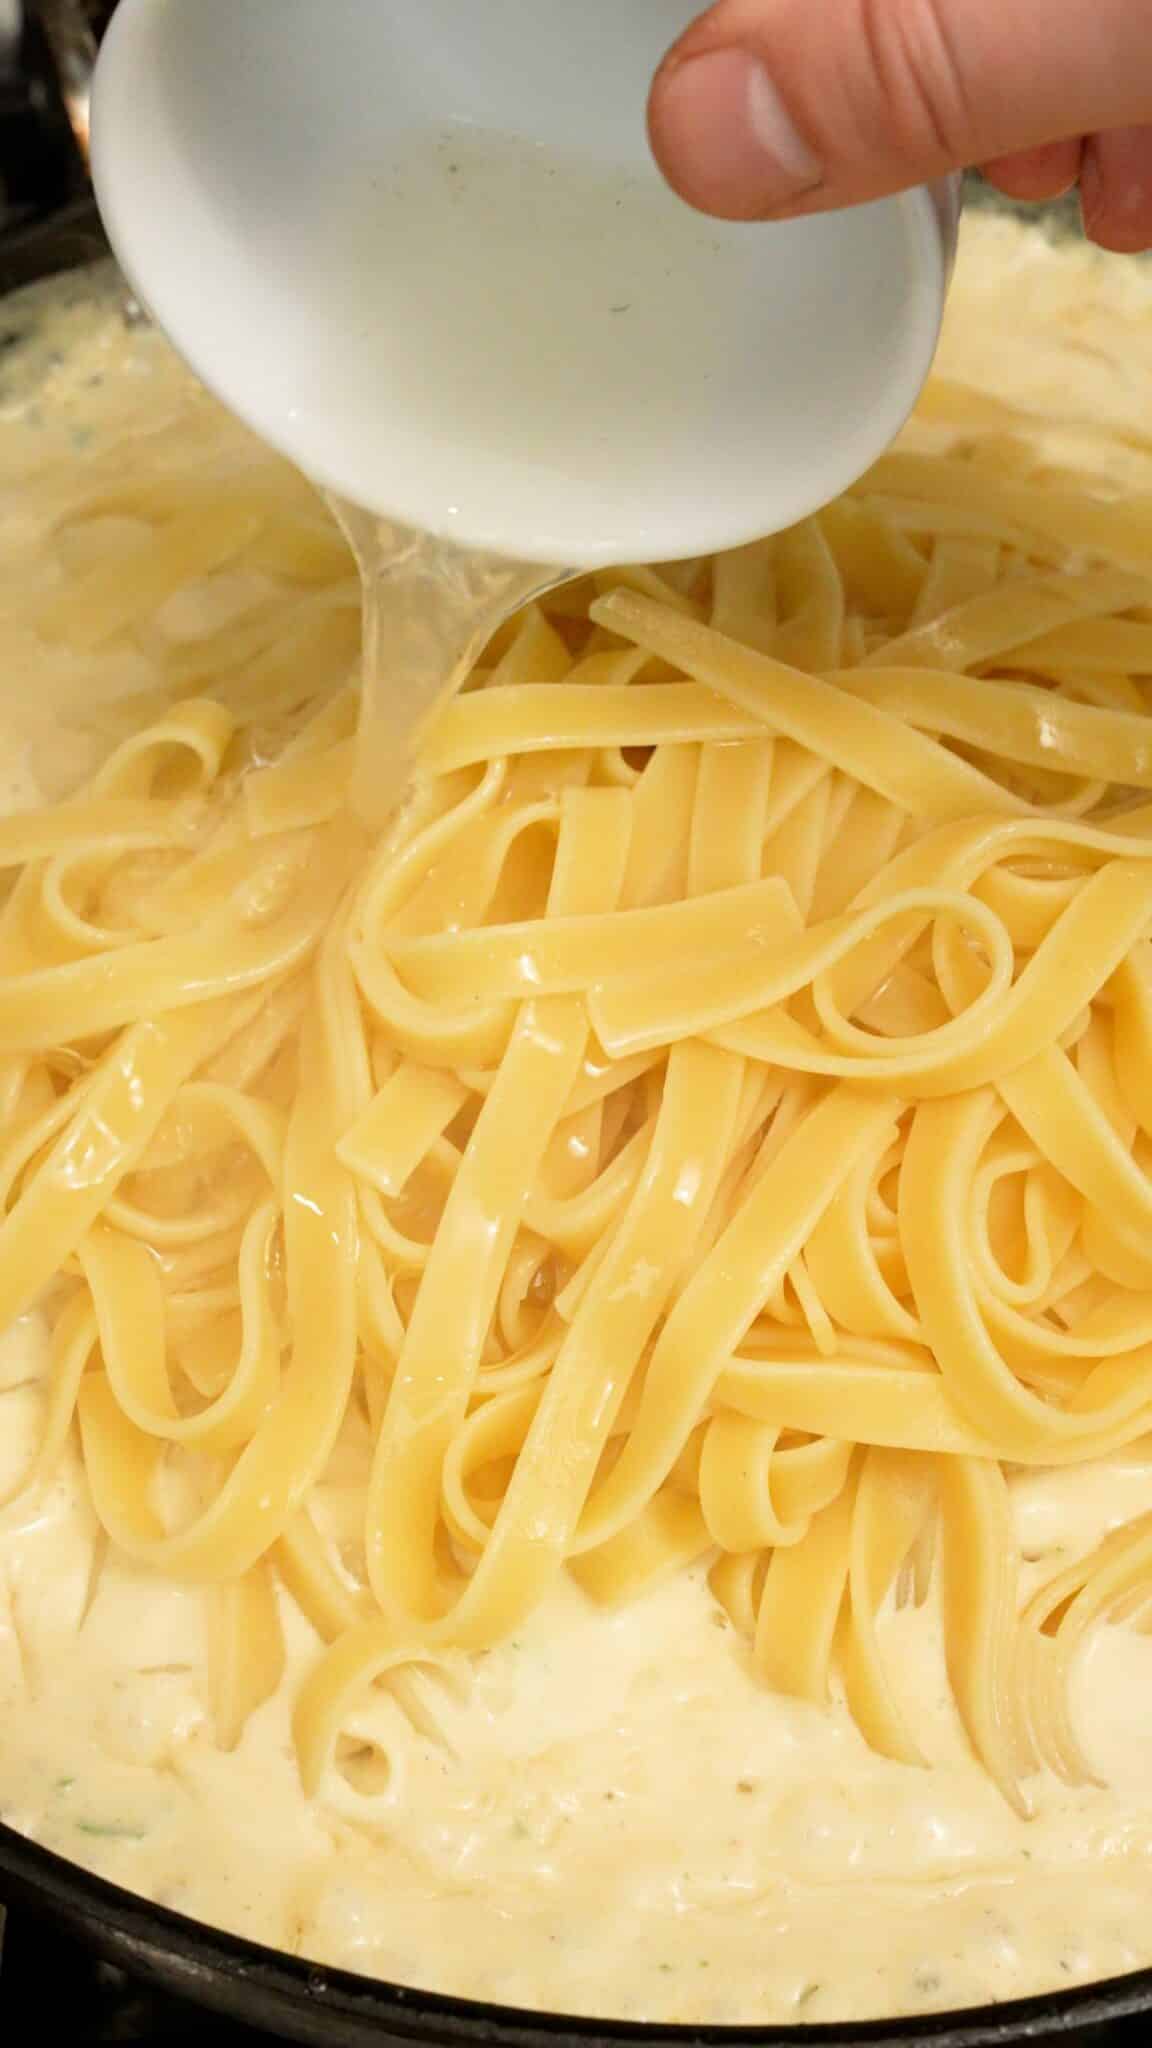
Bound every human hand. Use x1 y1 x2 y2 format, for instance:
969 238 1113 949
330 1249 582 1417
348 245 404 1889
648 0 1152 252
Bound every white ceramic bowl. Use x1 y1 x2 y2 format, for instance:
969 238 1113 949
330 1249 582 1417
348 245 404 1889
91 0 959 568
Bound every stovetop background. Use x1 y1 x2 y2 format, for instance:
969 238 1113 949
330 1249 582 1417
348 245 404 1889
0 1902 274 2041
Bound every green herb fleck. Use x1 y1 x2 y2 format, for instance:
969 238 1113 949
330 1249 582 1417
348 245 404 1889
76 1820 147 1841
797 1984 821 2011
54 1776 75 1794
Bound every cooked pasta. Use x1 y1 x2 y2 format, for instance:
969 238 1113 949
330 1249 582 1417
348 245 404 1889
7 248 1152 1840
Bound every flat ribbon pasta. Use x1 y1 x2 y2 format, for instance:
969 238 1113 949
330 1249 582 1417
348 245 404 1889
11 359 1152 1815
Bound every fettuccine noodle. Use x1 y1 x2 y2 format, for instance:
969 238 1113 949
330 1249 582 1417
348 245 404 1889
9 315 1152 1821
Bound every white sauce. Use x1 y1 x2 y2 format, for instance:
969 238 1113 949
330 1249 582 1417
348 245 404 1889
3 216 1152 2025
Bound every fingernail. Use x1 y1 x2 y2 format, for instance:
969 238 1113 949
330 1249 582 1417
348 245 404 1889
654 47 823 218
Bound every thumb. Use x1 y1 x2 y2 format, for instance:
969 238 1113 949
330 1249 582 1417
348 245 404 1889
648 0 1152 219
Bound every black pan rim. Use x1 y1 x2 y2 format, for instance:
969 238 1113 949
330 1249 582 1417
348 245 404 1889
3 1816 1152 2046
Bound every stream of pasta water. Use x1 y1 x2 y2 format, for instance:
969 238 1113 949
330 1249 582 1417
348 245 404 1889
301 116 805 821
329 501 566 827
304 119 739 817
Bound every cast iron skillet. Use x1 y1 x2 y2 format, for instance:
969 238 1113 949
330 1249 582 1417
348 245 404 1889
1 167 1150 2048
2 1815 1152 2048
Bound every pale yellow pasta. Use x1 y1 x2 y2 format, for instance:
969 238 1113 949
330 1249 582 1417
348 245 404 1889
9 345 1152 1815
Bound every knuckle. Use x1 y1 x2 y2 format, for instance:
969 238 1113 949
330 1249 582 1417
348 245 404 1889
848 0 974 166
1081 134 1152 253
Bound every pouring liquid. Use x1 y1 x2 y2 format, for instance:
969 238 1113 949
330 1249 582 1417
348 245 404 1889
316 122 730 819
301 120 783 805
330 501 566 828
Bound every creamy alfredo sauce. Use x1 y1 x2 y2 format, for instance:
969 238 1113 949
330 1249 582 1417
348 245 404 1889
3 220 1152 2025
